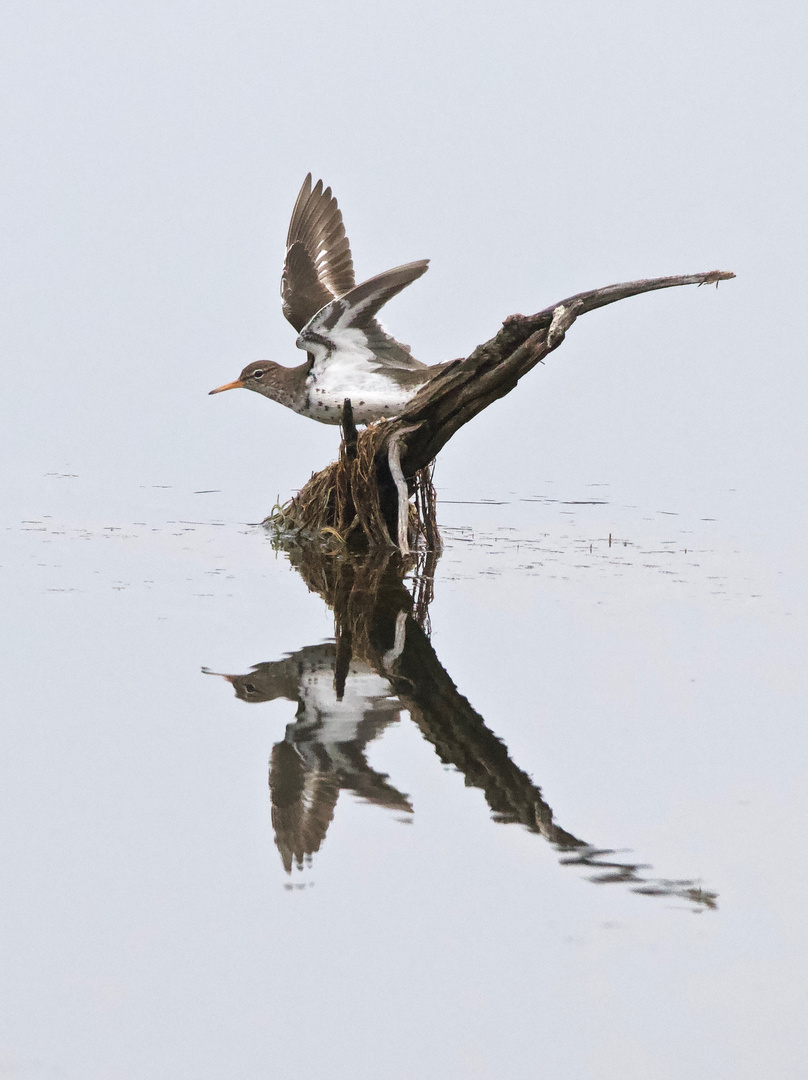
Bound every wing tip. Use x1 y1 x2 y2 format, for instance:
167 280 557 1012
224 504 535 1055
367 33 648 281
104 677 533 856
395 258 430 281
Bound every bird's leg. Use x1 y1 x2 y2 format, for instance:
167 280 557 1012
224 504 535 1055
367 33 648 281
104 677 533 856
341 398 358 460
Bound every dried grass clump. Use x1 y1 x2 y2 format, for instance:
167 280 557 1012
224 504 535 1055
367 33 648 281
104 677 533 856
264 418 440 552
275 540 438 654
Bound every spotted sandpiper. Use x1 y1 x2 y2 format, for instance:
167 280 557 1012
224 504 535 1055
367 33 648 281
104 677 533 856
209 175 454 425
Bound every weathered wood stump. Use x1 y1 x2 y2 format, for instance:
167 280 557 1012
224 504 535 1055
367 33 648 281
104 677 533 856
266 270 734 551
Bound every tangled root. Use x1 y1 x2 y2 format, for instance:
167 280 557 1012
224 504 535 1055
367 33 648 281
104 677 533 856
268 536 437 668
264 420 440 552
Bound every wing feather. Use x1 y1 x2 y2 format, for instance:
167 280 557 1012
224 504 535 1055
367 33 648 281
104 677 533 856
297 260 430 370
280 174 357 332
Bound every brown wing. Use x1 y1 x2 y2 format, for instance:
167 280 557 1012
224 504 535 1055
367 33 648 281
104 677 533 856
297 260 431 372
270 741 340 873
280 174 356 332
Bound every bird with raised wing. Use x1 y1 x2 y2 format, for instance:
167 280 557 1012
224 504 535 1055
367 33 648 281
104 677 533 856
209 175 454 425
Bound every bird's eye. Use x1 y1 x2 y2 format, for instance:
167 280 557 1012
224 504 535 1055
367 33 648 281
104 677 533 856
252 369 265 379
244 683 257 694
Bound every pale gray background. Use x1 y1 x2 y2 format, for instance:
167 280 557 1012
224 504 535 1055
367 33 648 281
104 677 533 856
2 2 807 1078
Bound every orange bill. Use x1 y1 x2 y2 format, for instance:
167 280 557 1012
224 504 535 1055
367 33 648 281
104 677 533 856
209 379 245 395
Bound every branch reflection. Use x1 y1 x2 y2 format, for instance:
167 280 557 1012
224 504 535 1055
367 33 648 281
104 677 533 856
206 546 716 910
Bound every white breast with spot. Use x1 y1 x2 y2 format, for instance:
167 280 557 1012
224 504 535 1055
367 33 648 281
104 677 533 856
305 329 424 422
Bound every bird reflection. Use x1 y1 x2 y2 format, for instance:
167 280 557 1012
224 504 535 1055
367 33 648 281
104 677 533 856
211 644 410 872
206 546 716 910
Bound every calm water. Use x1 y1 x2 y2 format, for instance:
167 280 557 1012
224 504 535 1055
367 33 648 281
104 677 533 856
2 473 806 1079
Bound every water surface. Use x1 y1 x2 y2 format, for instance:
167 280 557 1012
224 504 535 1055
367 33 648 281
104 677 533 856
2 473 805 1078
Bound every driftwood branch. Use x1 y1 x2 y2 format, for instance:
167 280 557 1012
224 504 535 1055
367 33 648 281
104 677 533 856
385 269 734 476
387 424 419 555
267 269 734 550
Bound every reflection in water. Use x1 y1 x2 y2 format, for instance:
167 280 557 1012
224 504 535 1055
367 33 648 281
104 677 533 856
206 547 716 910
216 643 410 872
